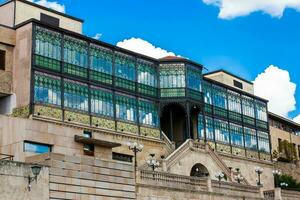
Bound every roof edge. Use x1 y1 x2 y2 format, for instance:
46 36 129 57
203 69 253 85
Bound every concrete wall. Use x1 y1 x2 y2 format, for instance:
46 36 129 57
15 1 82 33
204 71 254 94
13 23 32 108
26 153 135 200
0 160 49 200
0 1 15 27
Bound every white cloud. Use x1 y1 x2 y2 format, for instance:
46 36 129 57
202 0 300 19
27 0 65 13
253 65 297 118
116 37 176 59
294 115 300 124
93 33 102 40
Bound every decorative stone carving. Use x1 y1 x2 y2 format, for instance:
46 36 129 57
117 121 138 135
64 111 90 125
11 105 30 118
232 147 246 157
208 142 216 150
140 126 160 138
260 153 271 161
246 150 259 159
34 105 62 120
91 116 115 130
216 143 231 154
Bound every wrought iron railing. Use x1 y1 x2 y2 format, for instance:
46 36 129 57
263 190 275 200
0 153 14 161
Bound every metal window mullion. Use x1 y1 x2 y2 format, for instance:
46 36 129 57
112 51 117 131
61 34 65 121
87 43 92 125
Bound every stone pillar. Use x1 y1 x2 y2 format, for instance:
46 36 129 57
207 176 213 192
162 160 167 172
274 188 282 200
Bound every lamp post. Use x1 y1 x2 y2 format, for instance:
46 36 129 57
215 172 225 187
28 165 42 191
234 173 244 184
255 167 263 186
280 182 288 188
127 141 143 179
272 169 281 188
146 154 160 171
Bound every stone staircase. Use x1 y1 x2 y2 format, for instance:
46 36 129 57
162 139 250 185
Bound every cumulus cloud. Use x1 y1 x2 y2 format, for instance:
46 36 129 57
27 0 65 13
202 0 300 19
253 65 297 117
294 115 300 124
93 33 102 40
116 38 176 59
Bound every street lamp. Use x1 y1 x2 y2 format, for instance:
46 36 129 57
272 169 282 188
280 182 288 188
234 174 244 184
127 141 143 177
215 172 225 187
28 165 42 191
146 154 160 171
255 167 263 186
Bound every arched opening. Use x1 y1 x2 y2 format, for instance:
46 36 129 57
160 103 187 148
190 163 209 177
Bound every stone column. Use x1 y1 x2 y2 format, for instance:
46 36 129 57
274 188 282 200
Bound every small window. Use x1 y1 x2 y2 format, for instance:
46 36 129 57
40 13 60 27
0 50 5 70
112 152 133 163
278 138 282 153
24 141 51 153
233 80 243 89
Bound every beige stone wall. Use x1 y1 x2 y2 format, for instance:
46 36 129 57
0 26 16 46
0 1 15 27
270 126 300 159
13 23 32 108
26 153 135 199
15 1 82 33
221 154 275 189
0 44 13 95
204 71 254 94
0 115 170 168
0 160 49 200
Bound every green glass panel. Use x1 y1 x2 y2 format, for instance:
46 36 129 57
138 83 158 97
229 111 242 122
90 70 113 85
35 55 61 71
115 77 136 91
214 106 227 118
63 63 88 78
138 100 158 127
160 88 185 98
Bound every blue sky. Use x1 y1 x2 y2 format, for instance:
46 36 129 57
2 0 300 121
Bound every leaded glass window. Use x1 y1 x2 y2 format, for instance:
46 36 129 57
34 72 61 106
255 100 267 122
212 85 227 109
230 123 244 147
64 79 89 111
34 26 61 71
115 94 137 122
90 45 113 84
198 114 204 138
139 99 158 127
137 60 157 96
214 119 230 144
228 90 241 113
159 63 185 88
205 117 214 141
203 81 212 104
244 127 257 150
115 53 136 91
91 87 114 117
257 131 270 153
187 65 201 92
242 95 255 118
63 36 88 78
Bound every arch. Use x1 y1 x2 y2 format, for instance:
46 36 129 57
190 163 210 177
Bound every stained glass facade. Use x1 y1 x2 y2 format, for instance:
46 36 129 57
32 24 271 158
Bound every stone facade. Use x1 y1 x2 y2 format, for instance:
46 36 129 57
0 160 49 200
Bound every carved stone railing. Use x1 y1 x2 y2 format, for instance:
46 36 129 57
161 131 175 153
139 170 208 191
263 190 275 200
164 139 193 168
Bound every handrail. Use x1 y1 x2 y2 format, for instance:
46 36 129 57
165 139 192 168
161 131 175 153
263 189 275 200
139 170 208 189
